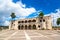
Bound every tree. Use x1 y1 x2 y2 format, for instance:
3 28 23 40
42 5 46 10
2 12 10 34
56 18 60 25
38 12 44 29
10 13 16 19
10 13 16 30
38 11 44 17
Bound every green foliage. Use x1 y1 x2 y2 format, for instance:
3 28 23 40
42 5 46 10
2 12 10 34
0 26 8 30
52 26 60 30
10 13 16 19
41 28 45 30
52 26 60 28
39 11 44 17
56 18 60 25
0 27 2 31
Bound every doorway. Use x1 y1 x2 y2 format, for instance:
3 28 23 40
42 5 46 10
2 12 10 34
25 25 27 30
21 25 24 30
18 25 20 30
33 25 36 29
28 25 31 29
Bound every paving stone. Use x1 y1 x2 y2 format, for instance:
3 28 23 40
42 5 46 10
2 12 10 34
0 30 60 40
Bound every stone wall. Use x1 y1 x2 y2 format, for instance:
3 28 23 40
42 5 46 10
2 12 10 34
9 16 52 30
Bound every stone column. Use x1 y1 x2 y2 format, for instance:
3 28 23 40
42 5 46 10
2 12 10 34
42 22 46 29
14 21 18 30
46 20 52 30
9 22 11 30
46 17 52 30
9 21 13 30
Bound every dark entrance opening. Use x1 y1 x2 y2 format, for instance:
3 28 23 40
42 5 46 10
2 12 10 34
28 20 31 23
25 20 27 23
21 25 24 30
32 19 36 22
28 25 31 29
38 25 40 28
33 25 36 29
25 25 27 30
18 25 20 30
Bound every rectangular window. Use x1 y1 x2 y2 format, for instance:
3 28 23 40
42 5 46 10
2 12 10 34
40 20 42 22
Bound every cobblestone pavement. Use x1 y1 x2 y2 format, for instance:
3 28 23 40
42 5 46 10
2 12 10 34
0 30 60 40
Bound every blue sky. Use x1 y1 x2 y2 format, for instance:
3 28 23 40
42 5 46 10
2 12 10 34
0 0 60 26
13 0 60 14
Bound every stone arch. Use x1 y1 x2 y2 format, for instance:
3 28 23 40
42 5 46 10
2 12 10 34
40 17 43 19
25 25 27 29
25 20 27 23
28 25 31 29
18 21 21 23
43 19 45 22
33 24 36 29
18 25 20 30
38 25 40 28
28 20 31 23
21 21 24 23
32 19 36 22
21 25 24 29
40 20 42 22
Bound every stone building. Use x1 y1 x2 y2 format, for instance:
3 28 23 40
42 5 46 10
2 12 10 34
9 16 52 30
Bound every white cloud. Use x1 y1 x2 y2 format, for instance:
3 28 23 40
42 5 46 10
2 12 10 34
45 9 60 26
0 0 36 26
1 0 60 26
0 0 36 17
4 21 10 26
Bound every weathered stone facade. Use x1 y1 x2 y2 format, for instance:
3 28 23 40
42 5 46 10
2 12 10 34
9 16 52 30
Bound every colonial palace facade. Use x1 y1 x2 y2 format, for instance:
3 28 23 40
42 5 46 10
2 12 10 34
9 16 52 30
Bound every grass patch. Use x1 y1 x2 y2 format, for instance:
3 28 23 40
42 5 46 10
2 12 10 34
0 26 9 30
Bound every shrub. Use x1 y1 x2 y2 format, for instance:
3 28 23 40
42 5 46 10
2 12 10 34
42 28 45 30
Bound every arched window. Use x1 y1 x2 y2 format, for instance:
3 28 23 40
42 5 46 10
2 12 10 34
28 20 31 23
33 24 36 29
18 25 20 30
32 19 36 22
40 20 42 22
28 25 31 29
38 25 40 28
43 19 45 22
18 21 21 23
40 17 43 19
22 21 24 23
12 22 13 24
25 25 27 27
25 25 27 29
21 25 24 29
25 20 27 23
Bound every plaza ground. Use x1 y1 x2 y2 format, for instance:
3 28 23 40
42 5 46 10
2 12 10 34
0 30 60 40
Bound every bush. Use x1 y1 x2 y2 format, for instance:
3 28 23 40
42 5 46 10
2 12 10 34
42 28 45 30
0 27 2 31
